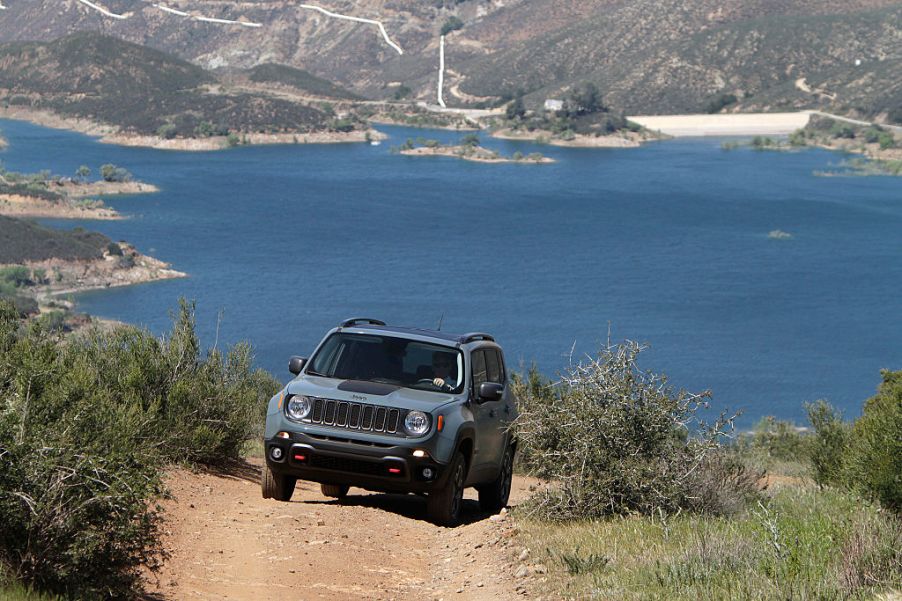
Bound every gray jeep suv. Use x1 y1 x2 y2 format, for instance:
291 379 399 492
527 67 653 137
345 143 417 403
261 318 518 526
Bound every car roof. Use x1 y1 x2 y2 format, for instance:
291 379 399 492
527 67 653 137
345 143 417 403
336 323 497 347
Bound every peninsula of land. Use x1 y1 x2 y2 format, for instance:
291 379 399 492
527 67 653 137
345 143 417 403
0 166 158 220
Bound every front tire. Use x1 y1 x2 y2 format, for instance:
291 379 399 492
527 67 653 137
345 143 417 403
261 465 296 502
321 483 350 499
478 443 514 513
428 451 466 526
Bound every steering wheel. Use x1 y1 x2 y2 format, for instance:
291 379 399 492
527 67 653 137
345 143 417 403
417 378 437 385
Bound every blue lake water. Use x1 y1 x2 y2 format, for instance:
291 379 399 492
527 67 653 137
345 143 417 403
1 118 900 425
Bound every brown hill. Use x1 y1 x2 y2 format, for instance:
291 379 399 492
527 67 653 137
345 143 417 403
0 0 898 120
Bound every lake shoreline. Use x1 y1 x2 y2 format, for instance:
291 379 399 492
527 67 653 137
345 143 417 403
490 128 646 148
0 106 386 151
22 245 187 303
400 144 555 163
0 180 159 220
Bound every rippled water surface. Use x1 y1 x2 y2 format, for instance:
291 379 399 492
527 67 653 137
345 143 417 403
2 118 900 424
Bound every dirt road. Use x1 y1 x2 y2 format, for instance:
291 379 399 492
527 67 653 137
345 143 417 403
146 458 539 601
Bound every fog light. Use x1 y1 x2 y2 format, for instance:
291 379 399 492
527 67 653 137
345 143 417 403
271 447 283 460
412 449 426 458
422 467 434 479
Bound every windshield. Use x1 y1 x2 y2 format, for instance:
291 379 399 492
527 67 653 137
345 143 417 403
306 333 465 394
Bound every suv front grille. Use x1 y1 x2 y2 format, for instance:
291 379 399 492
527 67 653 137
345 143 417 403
304 398 403 436
309 454 389 476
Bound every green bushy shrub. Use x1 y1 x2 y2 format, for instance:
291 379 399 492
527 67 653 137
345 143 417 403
845 370 902 511
805 400 849 488
513 342 751 520
0 299 280 597
750 416 809 462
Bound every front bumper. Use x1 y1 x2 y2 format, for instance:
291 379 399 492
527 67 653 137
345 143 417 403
265 431 449 494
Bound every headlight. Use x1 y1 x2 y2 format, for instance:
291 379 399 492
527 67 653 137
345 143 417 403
404 411 430 436
286 395 312 420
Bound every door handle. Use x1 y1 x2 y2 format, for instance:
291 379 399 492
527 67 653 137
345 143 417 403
489 409 496 418
504 404 510 414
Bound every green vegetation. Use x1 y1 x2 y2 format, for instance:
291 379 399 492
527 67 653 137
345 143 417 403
521 486 900 600
705 93 738 114
513 342 902 600
514 342 754 519
751 136 778 149
376 106 471 129
156 123 177 140
246 63 362 100
440 16 464 36
99 163 131 183
392 85 412 101
0 300 279 599
0 165 62 202
0 216 109 263
0 33 331 138
497 81 629 139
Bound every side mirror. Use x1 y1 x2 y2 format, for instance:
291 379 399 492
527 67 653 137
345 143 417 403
288 356 307 376
478 382 504 403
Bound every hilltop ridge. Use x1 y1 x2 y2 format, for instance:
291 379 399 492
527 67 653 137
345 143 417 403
0 32 364 142
0 0 898 122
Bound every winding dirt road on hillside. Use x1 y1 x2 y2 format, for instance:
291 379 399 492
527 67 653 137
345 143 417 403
146 458 539 601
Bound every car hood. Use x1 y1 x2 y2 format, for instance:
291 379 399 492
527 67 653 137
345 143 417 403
286 375 460 413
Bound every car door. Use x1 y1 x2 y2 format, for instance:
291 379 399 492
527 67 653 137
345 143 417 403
471 348 506 479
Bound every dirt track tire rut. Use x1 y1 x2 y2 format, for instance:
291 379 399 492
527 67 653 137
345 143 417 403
149 457 533 600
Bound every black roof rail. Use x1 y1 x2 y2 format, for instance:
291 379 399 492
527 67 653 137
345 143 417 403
340 317 386 328
458 332 495 344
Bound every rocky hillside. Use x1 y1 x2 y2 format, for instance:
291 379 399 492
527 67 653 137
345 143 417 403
0 0 899 120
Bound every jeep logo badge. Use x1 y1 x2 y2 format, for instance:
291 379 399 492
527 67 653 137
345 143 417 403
351 394 366 401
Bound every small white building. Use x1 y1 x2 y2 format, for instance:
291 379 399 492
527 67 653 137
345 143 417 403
544 99 564 111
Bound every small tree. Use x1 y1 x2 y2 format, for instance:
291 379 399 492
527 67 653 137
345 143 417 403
805 400 849 488
393 85 412 100
440 16 464 36
75 165 91 183
505 92 526 121
877 131 896 150
461 133 480 147
156 123 178 140
566 82 604 117
100 164 132 183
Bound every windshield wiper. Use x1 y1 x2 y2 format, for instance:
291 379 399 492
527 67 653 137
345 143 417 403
305 369 329 377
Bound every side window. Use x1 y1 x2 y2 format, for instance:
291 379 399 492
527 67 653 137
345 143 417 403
485 350 504 384
471 350 487 390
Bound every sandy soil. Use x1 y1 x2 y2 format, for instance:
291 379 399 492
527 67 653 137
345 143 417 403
146 458 543 601
0 194 122 220
401 145 554 164
628 112 812 137
491 128 643 148
61 180 160 197
103 130 387 151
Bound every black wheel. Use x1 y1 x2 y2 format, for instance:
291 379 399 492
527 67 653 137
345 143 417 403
428 451 466 527
478 443 514 513
261 465 296 502
321 483 350 499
